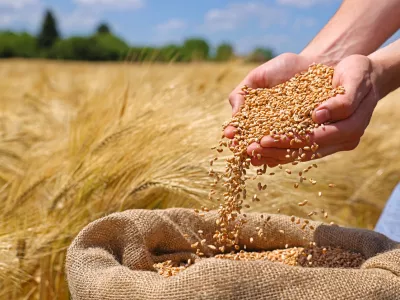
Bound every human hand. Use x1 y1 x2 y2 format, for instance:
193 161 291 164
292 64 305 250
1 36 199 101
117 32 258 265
224 53 317 139
225 54 381 167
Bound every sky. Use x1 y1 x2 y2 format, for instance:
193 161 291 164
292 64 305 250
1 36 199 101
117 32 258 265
0 0 399 55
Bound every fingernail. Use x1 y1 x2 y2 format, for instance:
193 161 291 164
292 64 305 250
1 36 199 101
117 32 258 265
315 109 330 124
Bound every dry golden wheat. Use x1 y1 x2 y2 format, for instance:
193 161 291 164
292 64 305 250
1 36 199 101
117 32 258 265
0 60 398 299
153 246 365 278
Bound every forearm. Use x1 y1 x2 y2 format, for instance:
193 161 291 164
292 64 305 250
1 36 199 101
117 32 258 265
369 38 400 99
301 0 400 65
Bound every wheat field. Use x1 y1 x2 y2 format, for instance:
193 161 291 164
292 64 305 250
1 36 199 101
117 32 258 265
0 59 399 299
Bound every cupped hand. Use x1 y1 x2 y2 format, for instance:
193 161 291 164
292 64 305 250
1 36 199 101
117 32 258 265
225 54 381 167
224 53 317 140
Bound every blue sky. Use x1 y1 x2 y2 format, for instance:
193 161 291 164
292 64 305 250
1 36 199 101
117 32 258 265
1 0 399 54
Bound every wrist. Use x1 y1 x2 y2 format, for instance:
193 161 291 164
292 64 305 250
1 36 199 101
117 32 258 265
369 39 400 99
369 57 386 101
300 42 347 67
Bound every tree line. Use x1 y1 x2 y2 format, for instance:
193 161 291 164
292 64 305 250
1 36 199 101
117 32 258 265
0 10 274 63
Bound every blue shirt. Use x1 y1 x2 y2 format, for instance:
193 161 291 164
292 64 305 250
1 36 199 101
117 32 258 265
375 183 400 242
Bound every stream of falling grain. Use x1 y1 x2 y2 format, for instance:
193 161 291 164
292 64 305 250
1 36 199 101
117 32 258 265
154 64 361 277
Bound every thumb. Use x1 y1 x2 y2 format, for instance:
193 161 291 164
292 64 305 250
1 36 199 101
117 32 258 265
312 93 356 124
229 93 244 116
313 56 372 124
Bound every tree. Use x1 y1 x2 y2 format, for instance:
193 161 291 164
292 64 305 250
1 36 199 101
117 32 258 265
0 31 37 58
96 23 111 35
182 38 210 61
37 10 60 49
48 34 129 61
48 37 100 60
215 43 234 61
246 47 274 63
93 33 129 60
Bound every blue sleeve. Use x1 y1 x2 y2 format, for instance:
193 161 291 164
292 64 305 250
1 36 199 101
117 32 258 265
375 183 400 242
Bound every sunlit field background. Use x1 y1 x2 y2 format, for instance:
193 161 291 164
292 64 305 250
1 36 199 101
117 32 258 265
0 59 399 299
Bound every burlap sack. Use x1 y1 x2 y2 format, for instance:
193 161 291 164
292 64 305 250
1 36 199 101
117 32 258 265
66 208 400 300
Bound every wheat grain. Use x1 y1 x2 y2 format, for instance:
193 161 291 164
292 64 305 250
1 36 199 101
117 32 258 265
155 246 365 277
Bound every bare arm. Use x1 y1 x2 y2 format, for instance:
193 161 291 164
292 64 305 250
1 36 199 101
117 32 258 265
301 0 400 65
225 0 400 166
370 38 400 99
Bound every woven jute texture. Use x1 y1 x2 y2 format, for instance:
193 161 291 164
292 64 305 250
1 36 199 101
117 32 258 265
66 208 400 300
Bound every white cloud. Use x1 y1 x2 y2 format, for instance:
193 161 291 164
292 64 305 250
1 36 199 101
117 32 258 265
59 9 100 32
156 19 186 33
74 0 144 10
0 0 38 9
0 14 14 26
0 0 42 27
62 0 145 31
204 2 287 32
277 0 338 8
59 0 144 33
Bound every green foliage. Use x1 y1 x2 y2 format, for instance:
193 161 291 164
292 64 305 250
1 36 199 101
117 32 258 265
0 22 277 63
96 23 111 35
48 37 98 60
215 43 234 61
93 34 129 60
157 45 184 62
0 31 38 58
182 38 210 61
48 34 129 61
126 45 184 62
37 10 60 49
128 47 158 62
246 47 274 63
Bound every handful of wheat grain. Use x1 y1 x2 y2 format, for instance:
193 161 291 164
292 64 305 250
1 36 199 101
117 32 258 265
203 63 344 252
156 64 358 277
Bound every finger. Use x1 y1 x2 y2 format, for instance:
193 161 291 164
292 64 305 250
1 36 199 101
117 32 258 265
247 143 289 161
229 71 261 116
260 96 372 150
229 89 246 116
252 139 360 166
224 126 237 139
250 156 280 167
313 57 372 123
229 53 312 116
259 125 341 149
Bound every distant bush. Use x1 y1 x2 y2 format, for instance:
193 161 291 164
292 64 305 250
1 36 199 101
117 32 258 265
182 38 210 61
157 45 185 62
48 37 98 60
127 46 158 62
48 34 129 61
0 31 38 58
215 43 234 61
93 34 130 60
0 10 276 63
246 48 274 63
